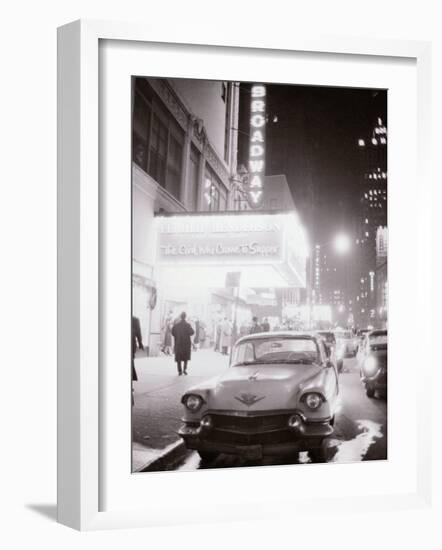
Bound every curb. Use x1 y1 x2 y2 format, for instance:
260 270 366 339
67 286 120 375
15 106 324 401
137 439 187 473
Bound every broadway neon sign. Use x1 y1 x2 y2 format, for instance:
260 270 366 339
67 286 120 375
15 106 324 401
248 84 266 208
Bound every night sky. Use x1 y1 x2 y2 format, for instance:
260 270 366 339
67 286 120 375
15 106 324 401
238 83 387 246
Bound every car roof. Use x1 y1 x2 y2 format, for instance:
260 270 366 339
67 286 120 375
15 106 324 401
235 331 320 344
368 329 387 337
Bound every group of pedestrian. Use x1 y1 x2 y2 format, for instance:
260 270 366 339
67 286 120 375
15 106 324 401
134 311 275 380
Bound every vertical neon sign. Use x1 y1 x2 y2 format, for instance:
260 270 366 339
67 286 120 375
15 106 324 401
248 84 266 208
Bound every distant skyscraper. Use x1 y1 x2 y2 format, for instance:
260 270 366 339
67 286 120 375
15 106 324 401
355 117 387 327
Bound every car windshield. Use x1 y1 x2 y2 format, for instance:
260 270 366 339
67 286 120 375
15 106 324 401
317 332 335 344
335 331 352 340
231 337 320 366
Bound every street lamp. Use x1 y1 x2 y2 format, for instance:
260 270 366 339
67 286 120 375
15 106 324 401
333 233 352 255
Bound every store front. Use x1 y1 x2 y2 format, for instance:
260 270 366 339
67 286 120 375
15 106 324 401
149 211 309 354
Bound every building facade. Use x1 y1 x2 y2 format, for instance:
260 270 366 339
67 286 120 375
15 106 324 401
132 77 240 353
375 226 388 328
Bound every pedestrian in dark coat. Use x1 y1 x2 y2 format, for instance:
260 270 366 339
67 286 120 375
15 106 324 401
250 316 262 334
132 315 144 381
132 315 144 406
171 312 194 375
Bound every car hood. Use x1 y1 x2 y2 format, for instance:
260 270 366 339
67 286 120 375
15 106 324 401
188 363 327 411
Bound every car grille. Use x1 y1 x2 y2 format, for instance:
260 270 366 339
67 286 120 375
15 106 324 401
205 413 295 445
211 413 291 433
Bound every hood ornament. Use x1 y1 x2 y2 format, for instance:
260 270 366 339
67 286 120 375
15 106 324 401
234 392 265 407
248 371 259 381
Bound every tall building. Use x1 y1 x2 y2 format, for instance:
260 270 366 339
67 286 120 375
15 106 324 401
132 77 240 351
355 116 387 327
376 226 388 328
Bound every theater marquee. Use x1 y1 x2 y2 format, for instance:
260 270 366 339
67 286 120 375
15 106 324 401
155 213 283 265
154 212 308 288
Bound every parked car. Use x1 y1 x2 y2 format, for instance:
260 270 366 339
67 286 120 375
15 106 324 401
316 330 343 373
178 332 339 463
359 329 387 398
334 329 358 358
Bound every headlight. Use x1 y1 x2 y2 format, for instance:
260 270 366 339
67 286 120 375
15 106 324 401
363 356 378 375
183 394 203 412
303 392 323 410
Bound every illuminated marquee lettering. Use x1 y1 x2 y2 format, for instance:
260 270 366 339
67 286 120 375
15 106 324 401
251 130 264 143
250 145 264 157
249 160 264 172
248 84 266 208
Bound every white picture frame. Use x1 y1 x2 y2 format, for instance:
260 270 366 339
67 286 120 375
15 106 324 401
57 19 432 531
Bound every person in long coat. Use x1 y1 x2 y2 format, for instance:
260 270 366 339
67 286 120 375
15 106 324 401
171 311 194 375
132 315 144 405
220 317 232 355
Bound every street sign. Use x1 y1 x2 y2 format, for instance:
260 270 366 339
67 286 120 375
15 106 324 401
225 271 241 288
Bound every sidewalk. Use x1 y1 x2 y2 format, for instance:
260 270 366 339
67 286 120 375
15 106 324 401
132 348 229 471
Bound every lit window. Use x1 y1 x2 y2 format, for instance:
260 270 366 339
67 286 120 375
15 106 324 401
372 138 378 145
365 232 369 237
380 137 386 144
365 218 369 224
358 139 365 146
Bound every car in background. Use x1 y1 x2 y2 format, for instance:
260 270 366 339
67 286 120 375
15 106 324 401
178 332 340 463
316 330 343 373
334 329 358 358
359 329 387 398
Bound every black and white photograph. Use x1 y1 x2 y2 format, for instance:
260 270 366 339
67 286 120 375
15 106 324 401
131 77 388 472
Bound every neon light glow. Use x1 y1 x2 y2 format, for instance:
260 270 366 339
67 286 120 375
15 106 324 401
248 84 266 208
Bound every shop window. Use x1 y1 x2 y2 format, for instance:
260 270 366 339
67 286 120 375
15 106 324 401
188 146 200 210
149 113 168 187
166 132 183 200
132 90 151 172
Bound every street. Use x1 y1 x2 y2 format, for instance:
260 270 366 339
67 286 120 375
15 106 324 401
132 348 387 472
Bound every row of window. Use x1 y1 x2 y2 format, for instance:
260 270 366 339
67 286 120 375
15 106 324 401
132 78 228 212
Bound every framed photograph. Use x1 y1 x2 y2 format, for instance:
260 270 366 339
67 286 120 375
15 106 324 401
57 19 432 530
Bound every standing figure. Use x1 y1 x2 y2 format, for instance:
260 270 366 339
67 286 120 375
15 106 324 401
220 317 232 355
132 315 144 404
193 318 200 350
249 316 262 334
162 311 173 355
261 317 270 332
215 322 222 352
171 312 195 375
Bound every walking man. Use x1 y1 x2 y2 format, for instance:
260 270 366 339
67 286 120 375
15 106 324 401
171 311 194 375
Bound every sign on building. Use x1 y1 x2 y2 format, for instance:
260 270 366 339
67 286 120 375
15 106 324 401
247 84 266 209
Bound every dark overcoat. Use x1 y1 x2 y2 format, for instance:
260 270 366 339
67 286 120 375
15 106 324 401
171 320 194 362
132 316 143 381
